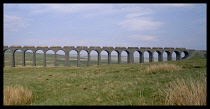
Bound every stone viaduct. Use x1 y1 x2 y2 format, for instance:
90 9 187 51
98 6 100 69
3 46 195 67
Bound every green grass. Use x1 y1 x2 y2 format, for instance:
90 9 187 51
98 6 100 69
188 53 206 60
3 52 206 105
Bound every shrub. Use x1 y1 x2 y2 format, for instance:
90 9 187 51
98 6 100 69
141 63 182 74
4 85 32 105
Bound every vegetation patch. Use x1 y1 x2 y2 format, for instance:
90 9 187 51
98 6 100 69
182 64 206 69
161 71 206 105
140 63 182 74
4 85 32 105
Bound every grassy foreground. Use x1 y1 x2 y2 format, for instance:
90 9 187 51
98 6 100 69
3 56 206 105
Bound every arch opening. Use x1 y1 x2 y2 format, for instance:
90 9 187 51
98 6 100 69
134 51 140 63
25 50 33 66
56 50 65 66
14 50 22 67
172 52 176 61
174 51 181 60
90 50 99 66
101 50 109 65
163 52 168 61
144 51 152 63
46 50 55 67
181 51 189 59
4 49 11 67
153 51 159 62
156 51 162 62
69 50 78 67
35 50 44 66
163 51 171 61
121 51 128 64
80 50 88 67
111 50 119 64
181 52 185 58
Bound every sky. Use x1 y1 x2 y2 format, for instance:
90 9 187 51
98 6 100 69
4 3 206 53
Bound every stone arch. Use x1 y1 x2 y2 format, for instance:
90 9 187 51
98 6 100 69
35 50 44 66
144 50 153 62
158 51 163 62
172 51 177 61
4 49 11 67
133 50 143 63
164 51 172 61
4 48 10 52
55 50 65 66
173 51 181 60
79 50 89 67
163 51 167 61
14 49 22 67
181 51 189 59
90 50 99 66
56 49 65 53
25 49 33 66
153 51 159 62
122 50 129 64
101 50 109 65
152 51 162 62
136 50 144 63
111 50 119 64
46 50 55 67
69 50 78 67
181 52 185 59
134 51 140 63
143 51 149 62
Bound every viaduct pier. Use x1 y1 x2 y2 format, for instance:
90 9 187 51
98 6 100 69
3 46 196 67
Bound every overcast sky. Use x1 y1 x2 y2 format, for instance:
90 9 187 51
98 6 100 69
4 3 206 51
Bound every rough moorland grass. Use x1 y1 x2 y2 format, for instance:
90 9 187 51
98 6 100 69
138 70 206 106
163 78 206 105
140 63 182 74
162 70 206 105
4 85 32 105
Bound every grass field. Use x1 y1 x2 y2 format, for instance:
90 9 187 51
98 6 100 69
3 52 206 105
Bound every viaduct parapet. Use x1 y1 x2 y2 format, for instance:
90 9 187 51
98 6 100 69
3 46 196 67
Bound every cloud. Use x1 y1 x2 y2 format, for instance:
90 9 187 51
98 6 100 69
118 6 164 32
12 4 152 17
33 4 164 32
5 4 195 17
119 17 164 31
125 12 152 18
157 4 195 7
4 14 31 32
29 4 109 15
128 35 159 41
